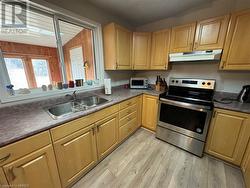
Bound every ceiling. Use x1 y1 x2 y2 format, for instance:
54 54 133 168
0 7 83 48
86 0 214 26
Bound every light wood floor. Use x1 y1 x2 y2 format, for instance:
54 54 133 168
72 128 245 188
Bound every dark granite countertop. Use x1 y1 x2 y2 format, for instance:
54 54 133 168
0 87 162 147
213 92 250 114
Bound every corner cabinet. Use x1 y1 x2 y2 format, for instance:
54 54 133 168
142 94 159 131
150 29 171 70
220 9 250 70
205 108 250 165
194 15 229 50
170 23 196 53
103 23 132 70
132 32 152 70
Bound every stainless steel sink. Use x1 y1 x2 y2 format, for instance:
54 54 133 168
46 96 109 119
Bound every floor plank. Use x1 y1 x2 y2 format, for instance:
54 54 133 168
72 128 245 188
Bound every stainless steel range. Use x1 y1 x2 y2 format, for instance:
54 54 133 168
156 78 216 157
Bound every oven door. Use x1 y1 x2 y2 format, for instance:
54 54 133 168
158 98 212 141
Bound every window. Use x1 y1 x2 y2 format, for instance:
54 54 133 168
4 58 28 89
0 1 104 103
31 59 51 87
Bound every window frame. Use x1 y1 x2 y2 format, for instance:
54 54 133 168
0 3 104 103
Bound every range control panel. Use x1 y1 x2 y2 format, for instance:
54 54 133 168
169 78 216 90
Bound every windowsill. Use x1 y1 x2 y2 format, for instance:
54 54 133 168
0 84 104 104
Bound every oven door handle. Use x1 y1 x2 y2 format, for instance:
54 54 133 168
159 98 211 112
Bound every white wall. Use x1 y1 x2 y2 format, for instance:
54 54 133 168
135 63 250 93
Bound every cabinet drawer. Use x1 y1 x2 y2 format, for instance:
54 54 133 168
119 111 137 127
51 104 119 141
119 97 137 110
0 131 51 166
119 118 137 141
119 104 137 119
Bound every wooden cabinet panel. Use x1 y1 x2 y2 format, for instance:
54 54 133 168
220 9 250 70
0 168 8 187
3 145 61 188
137 95 142 128
53 125 97 187
119 104 137 119
170 23 196 53
103 23 132 70
120 111 137 127
116 25 133 69
119 118 137 142
206 109 250 165
132 32 152 70
242 139 250 188
96 113 119 159
194 15 229 50
150 29 171 70
142 95 159 131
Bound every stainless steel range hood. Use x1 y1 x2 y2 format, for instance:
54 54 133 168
169 49 222 62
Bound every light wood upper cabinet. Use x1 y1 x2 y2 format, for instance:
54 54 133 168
103 23 132 70
132 32 152 70
206 108 250 165
194 15 230 50
96 113 119 159
150 29 171 70
220 9 250 70
142 94 159 131
3 145 61 188
170 23 196 53
53 124 97 188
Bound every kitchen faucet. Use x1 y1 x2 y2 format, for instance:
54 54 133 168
65 91 77 101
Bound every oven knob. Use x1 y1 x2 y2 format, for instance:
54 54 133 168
172 80 175 83
176 80 179 83
207 82 211 86
202 82 206 85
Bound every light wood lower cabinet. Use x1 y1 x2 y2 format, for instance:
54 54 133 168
96 113 119 159
242 139 250 188
3 145 61 188
53 124 97 188
142 94 159 131
0 168 8 186
206 108 250 165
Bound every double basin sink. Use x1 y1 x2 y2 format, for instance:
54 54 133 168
46 95 110 119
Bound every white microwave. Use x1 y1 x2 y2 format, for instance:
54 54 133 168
130 78 148 89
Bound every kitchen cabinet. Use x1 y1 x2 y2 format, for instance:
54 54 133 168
206 108 250 165
132 32 152 70
194 15 229 50
242 140 250 188
220 9 250 70
96 113 119 159
103 23 132 70
53 124 97 188
142 94 159 131
0 168 8 186
150 29 171 70
3 145 61 188
170 23 196 53
137 95 143 127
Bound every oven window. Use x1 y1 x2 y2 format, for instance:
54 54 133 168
132 80 144 86
159 103 207 134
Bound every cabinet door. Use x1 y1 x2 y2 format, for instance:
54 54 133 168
137 95 142 128
53 125 97 187
132 32 152 70
220 10 250 70
142 95 159 131
3 145 61 188
0 168 8 187
194 15 229 50
96 113 119 159
170 23 196 53
116 25 132 70
206 109 250 165
150 29 171 70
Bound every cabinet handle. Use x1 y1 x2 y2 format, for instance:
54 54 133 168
127 110 132 114
92 127 95 135
8 166 16 182
127 102 132 106
0 153 11 163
